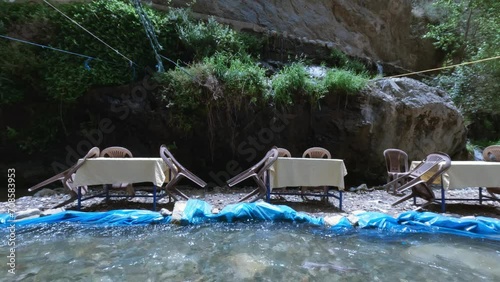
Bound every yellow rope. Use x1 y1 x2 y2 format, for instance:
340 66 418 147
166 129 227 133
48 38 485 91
376 55 500 80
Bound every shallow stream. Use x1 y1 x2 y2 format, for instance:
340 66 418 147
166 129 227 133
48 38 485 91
3 222 499 281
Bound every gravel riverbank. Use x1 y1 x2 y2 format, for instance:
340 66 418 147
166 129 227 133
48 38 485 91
1 185 499 220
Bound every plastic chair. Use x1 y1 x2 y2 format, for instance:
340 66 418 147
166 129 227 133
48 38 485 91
383 149 409 194
28 147 100 195
301 147 332 201
277 147 291 157
388 152 451 210
227 147 279 202
482 145 500 199
100 146 134 195
159 144 207 201
101 146 133 158
302 147 331 159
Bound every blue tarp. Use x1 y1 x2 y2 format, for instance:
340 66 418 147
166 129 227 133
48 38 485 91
1 200 499 240
8 210 169 227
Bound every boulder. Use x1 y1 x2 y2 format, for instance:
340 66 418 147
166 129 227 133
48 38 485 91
306 77 467 184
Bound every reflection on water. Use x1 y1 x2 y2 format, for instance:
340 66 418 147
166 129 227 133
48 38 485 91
2 222 500 281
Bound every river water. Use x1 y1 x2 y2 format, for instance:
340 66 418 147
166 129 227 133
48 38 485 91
2 221 499 281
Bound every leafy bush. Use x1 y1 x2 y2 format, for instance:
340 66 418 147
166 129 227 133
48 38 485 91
204 52 267 98
43 0 176 101
423 0 500 118
0 0 185 103
175 12 246 60
322 69 368 95
271 62 318 104
156 52 268 131
270 63 369 105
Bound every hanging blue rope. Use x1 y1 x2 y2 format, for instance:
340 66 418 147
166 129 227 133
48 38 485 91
0 34 99 61
131 0 164 72
1 34 138 77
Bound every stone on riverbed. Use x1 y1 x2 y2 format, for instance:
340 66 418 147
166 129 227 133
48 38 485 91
15 208 41 219
324 215 346 227
159 208 172 216
41 208 65 216
171 201 187 223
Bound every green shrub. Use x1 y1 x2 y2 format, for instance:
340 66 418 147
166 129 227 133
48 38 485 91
322 69 368 95
271 62 316 104
423 0 500 122
0 0 187 103
175 12 246 60
203 52 267 98
156 52 268 131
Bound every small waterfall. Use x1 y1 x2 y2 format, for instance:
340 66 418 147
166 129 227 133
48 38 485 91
305 66 328 78
376 62 383 76
473 147 483 160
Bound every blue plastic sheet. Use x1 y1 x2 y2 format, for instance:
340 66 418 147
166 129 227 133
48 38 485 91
1 200 499 240
210 201 324 225
0 213 12 225
397 211 500 239
353 210 500 240
6 210 169 227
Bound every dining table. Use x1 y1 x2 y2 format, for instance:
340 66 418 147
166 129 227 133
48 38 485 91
267 157 348 210
72 157 171 210
410 160 500 211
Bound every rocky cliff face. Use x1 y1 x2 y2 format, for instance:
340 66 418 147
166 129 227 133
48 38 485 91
161 0 441 72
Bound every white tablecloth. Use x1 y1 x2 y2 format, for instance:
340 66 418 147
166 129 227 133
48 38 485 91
73 158 169 187
269 157 347 190
411 160 500 189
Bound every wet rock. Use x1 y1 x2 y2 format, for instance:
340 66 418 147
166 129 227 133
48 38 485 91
15 208 41 219
160 208 172 216
229 253 267 279
41 208 65 216
171 201 187 223
324 215 345 226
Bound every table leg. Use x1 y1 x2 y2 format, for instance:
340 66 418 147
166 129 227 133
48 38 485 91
338 189 343 211
265 171 270 202
479 187 483 204
77 187 82 211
